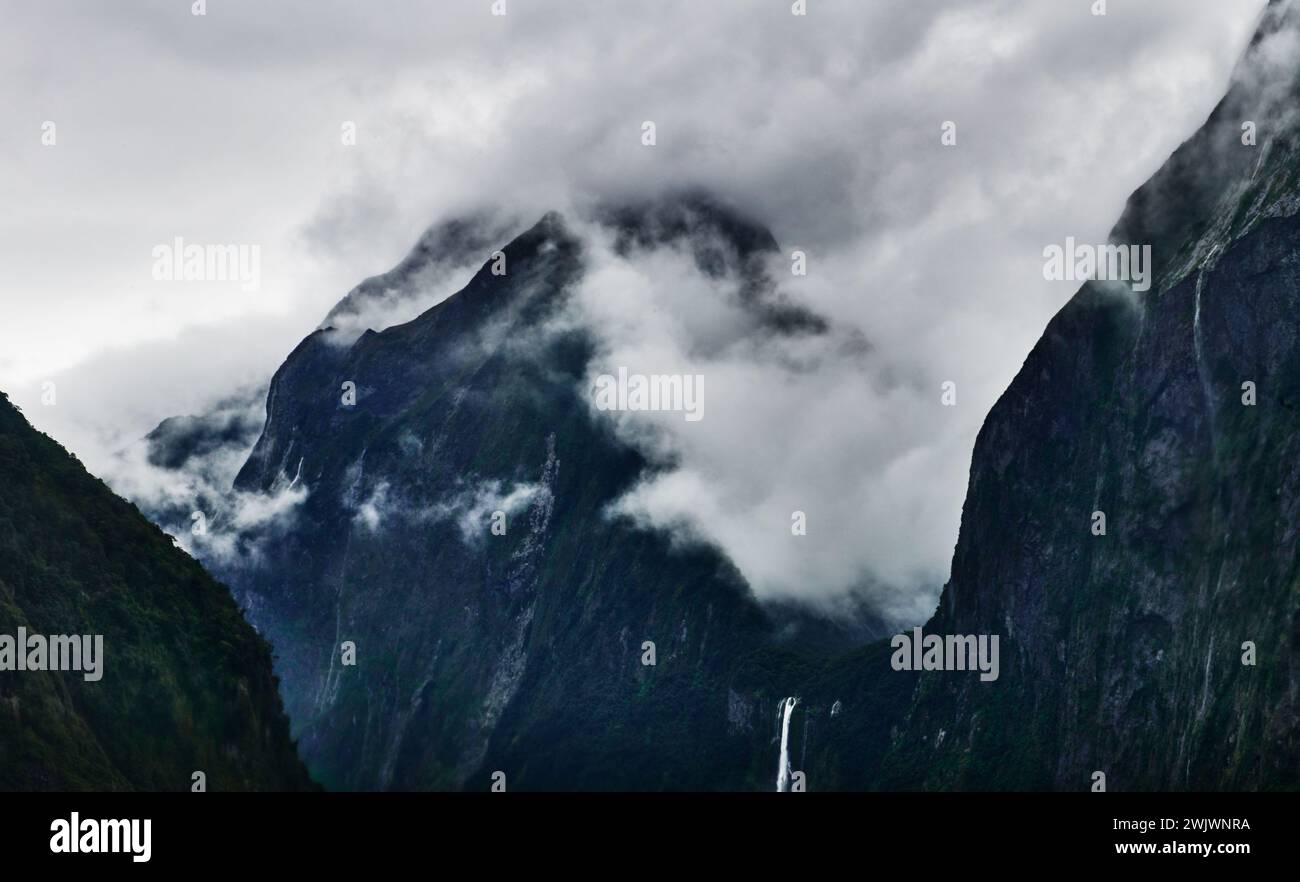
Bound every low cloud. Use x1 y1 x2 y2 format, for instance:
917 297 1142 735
540 216 956 625
97 388 310 571
319 211 525 346
0 0 1276 628
346 470 542 546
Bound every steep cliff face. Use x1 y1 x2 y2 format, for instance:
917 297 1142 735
222 197 873 790
118 3 1300 792
878 0 1300 791
0 393 314 791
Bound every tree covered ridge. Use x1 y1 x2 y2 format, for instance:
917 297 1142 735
0 392 315 791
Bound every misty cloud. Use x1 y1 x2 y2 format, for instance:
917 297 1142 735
98 388 310 570
0 0 1275 626
346 471 542 546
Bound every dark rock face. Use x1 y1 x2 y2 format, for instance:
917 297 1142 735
0 394 314 791
125 3 1300 792
223 197 868 791
878 0 1300 791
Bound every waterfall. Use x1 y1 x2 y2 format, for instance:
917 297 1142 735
775 696 798 792
1193 248 1222 458
1193 270 1215 424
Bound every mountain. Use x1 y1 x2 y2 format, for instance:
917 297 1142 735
871 0 1300 790
216 195 882 790
0 392 315 791
318 211 524 340
123 2 1300 792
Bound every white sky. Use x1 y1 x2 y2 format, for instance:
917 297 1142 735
0 0 1272 621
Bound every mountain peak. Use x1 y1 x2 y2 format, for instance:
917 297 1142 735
1110 0 1300 294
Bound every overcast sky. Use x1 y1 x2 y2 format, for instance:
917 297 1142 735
0 0 1272 623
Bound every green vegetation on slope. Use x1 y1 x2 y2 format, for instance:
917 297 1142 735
0 393 315 791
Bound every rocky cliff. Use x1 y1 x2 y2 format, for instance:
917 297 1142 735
220 197 876 790
875 0 1300 791
123 2 1300 792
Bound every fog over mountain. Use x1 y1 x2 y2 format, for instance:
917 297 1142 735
0 0 1272 623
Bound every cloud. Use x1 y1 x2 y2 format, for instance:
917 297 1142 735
318 211 526 345
533 214 957 625
352 480 391 532
438 480 543 545
91 385 310 571
346 471 542 546
0 0 1275 626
